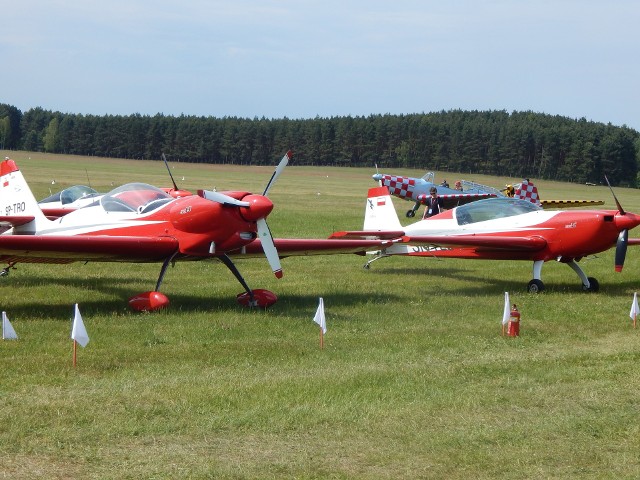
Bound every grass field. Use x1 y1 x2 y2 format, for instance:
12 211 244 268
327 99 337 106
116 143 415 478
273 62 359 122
2 150 640 479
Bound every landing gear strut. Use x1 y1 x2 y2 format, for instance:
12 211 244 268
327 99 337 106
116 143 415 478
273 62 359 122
527 258 599 293
406 201 421 218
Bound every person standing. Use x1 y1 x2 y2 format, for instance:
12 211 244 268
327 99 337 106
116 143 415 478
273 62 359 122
424 186 444 218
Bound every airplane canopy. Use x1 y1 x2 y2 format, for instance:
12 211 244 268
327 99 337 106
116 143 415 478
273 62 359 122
100 183 173 213
456 198 542 225
40 185 99 205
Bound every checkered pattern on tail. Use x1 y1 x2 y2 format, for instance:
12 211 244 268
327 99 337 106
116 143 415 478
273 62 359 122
380 175 416 199
514 180 541 206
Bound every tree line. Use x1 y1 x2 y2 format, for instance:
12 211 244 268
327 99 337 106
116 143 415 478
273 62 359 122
1 103 638 186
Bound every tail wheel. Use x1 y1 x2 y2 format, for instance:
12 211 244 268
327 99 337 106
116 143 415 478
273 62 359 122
406 210 416 218
527 279 545 293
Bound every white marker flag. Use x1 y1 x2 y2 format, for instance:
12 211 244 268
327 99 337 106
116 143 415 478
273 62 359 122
630 292 639 323
502 292 511 326
313 297 327 334
2 311 18 340
71 304 90 348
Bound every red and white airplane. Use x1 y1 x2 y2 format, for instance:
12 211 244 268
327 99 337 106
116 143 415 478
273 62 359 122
0 153 398 311
330 185 640 293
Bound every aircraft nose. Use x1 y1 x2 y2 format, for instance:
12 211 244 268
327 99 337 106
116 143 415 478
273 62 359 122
615 212 640 231
372 173 382 181
239 194 274 222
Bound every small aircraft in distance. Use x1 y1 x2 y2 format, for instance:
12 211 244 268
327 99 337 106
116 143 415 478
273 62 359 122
0 153 398 311
330 185 640 293
372 171 604 218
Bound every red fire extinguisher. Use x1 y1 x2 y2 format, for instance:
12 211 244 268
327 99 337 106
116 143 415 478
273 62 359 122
507 304 520 337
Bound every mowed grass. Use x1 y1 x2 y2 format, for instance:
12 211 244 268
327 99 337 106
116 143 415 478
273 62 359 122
2 150 640 479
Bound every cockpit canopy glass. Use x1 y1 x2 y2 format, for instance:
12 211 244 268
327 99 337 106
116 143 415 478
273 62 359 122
40 185 99 205
455 198 541 225
100 183 173 213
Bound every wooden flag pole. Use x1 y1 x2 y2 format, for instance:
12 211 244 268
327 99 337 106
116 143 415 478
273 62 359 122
73 340 77 367
634 314 637 329
319 327 324 349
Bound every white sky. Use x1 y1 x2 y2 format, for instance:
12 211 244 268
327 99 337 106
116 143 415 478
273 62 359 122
3 1 639 130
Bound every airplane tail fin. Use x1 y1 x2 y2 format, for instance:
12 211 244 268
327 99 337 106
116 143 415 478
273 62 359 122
0 158 53 233
375 174 416 201
364 186 403 231
514 179 541 206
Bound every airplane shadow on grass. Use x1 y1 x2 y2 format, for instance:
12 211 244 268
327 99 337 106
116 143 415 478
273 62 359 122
371 264 640 297
2 270 398 319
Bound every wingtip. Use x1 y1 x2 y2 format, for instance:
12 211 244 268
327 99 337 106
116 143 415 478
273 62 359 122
274 270 283 279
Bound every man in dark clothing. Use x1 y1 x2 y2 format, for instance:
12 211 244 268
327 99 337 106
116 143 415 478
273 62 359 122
424 186 444 218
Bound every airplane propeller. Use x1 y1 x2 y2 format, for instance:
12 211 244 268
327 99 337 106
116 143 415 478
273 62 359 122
605 175 630 272
257 151 290 278
200 151 290 279
200 190 251 207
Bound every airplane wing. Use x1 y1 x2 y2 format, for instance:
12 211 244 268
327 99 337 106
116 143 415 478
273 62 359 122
540 200 605 209
0 235 179 263
330 230 546 252
230 238 404 258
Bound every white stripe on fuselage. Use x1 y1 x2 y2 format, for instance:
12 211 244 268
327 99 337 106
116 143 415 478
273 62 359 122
403 209 560 236
35 204 167 236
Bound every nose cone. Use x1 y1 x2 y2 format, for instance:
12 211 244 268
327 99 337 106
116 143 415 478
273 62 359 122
372 173 382 181
240 194 274 222
615 212 640 231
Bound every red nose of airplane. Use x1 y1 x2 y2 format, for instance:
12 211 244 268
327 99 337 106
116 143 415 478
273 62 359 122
615 212 640 231
239 194 274 222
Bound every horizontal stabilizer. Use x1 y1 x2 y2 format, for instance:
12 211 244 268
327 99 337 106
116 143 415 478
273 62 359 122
329 230 405 240
0 216 36 228
231 238 403 258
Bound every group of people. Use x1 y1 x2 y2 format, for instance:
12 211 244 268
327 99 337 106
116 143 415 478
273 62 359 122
439 179 464 191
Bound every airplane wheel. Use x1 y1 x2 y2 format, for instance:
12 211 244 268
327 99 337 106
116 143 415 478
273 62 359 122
406 210 416 218
363 263 371 270
583 277 599 292
527 279 545 293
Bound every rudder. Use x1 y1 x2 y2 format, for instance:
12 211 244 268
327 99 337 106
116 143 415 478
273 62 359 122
0 158 52 233
364 186 403 231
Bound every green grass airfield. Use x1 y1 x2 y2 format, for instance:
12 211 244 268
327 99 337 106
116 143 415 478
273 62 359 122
1 151 640 479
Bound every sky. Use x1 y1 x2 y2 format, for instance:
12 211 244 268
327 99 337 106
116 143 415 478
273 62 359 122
3 1 639 130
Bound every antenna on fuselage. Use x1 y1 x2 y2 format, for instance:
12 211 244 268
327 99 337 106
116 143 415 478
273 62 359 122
161 153 179 191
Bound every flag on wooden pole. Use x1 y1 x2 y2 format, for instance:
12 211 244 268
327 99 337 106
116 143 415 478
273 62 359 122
2 311 18 340
630 292 639 329
313 297 327 348
71 304 89 366
501 292 510 336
